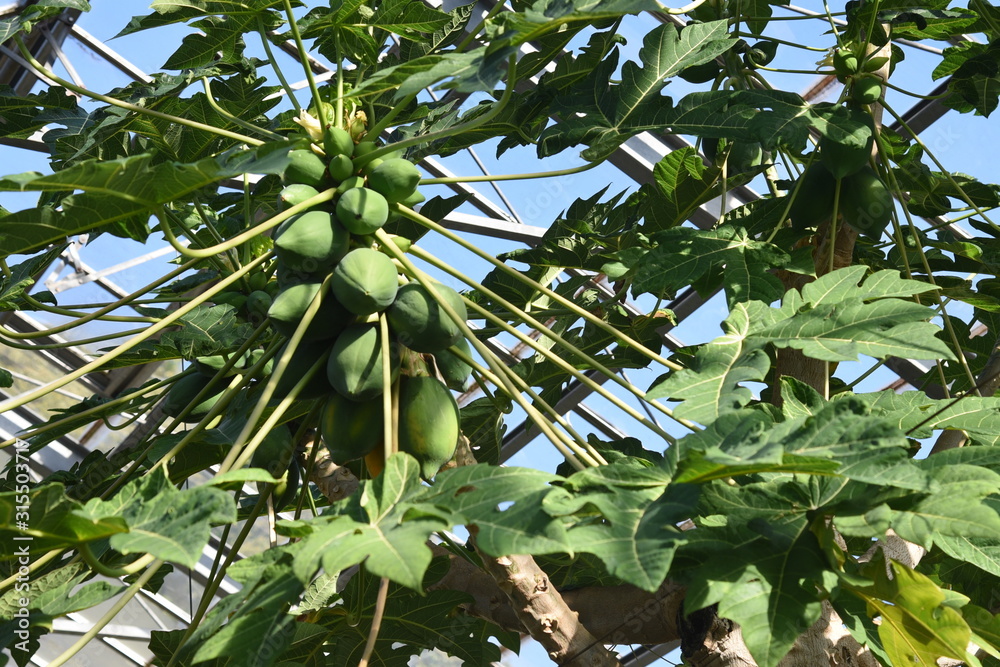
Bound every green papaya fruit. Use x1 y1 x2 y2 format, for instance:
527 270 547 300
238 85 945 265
360 157 383 176
268 281 352 341
820 129 873 180
367 158 421 203
840 166 893 237
398 188 425 208
283 149 328 188
248 271 268 292
353 141 377 158
788 162 837 230
213 290 246 311
251 423 295 479
321 392 383 464
434 338 473 391
397 376 459 479
335 187 389 235
833 50 858 82
278 184 320 211
270 460 300 511
330 248 399 316
326 323 399 401
274 210 349 273
388 282 467 352
275 262 322 290
163 373 226 422
328 154 354 182
678 60 721 84
271 340 334 400
337 175 366 195
851 76 881 104
324 126 354 158
246 290 272 320
195 348 269 377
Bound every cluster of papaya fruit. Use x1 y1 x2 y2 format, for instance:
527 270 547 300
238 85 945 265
788 48 893 238
162 120 476 494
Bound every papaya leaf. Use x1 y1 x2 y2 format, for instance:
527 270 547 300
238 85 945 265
0 145 291 256
77 468 235 567
0 484 126 558
539 20 735 160
852 553 974 667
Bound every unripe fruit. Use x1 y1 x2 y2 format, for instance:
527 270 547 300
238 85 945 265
840 166 893 237
321 392 383 463
324 126 354 158
367 158 421 203
337 176 365 195
273 210 349 273
397 376 459 479
833 49 859 83
327 323 399 401
388 282 467 353
820 129 873 179
248 272 268 292
267 281 351 341
278 184 320 211
271 340 335 400
851 76 882 104
353 141 377 158
789 162 837 230
330 248 399 316
328 154 354 182
336 187 389 235
284 149 328 188
163 373 226 422
435 338 473 391
678 60 721 83
245 290 273 320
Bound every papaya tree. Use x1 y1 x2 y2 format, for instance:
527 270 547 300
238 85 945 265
2 1 1000 666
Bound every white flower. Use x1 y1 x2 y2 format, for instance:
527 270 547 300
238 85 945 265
293 110 323 141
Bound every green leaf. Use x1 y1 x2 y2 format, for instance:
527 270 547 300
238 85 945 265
631 226 788 304
854 553 973 667
0 145 291 256
0 484 126 558
539 21 735 160
0 246 64 311
77 468 235 567
0 1 90 43
742 267 955 363
287 454 445 589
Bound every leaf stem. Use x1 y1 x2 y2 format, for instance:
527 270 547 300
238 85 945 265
201 77 285 141
393 203 684 373
13 37 262 147
418 159 599 185
79 543 156 577
357 577 391 667
379 313 396 463
48 559 165 667
0 253 270 415
281 0 326 129
408 244 684 442
258 16 301 111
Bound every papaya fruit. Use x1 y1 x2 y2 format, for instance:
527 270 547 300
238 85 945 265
397 375 459 479
840 166 893 237
251 423 296 479
326 323 399 401
833 49 858 82
360 157 383 176
388 282 467 352
213 290 246 311
851 76 881 105
278 184 320 211
398 189 425 208
271 340 334 400
364 447 385 477
274 210 349 273
321 392 383 464
434 337 473 391
245 290 272 321
706 139 763 173
163 373 226 422
194 348 268 377
788 162 837 230
820 128 873 180
330 248 399 316
353 141 377 159
367 159 421 203
283 149 328 188
335 187 389 235
337 175 366 195
275 262 322 290
248 271 269 292
268 281 352 341
324 126 354 159
328 154 354 182
271 460 300 511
